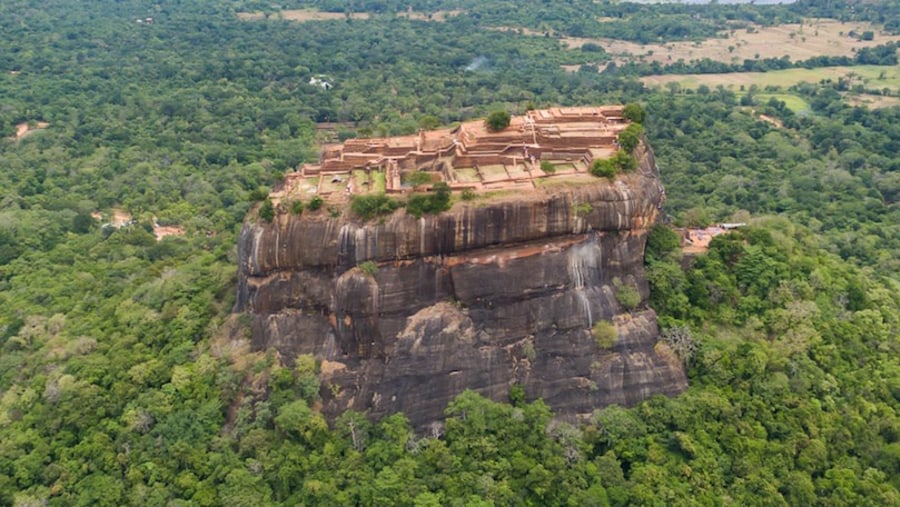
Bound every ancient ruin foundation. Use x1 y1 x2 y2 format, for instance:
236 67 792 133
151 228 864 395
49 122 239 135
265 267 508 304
271 106 630 204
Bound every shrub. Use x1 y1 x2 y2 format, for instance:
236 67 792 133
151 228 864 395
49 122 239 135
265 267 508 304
612 149 637 172
574 202 593 217
461 188 477 201
540 160 556 173
485 110 511 132
358 260 378 277
623 103 645 124
592 320 618 350
308 196 324 211
294 354 320 403
290 200 304 215
248 187 269 202
351 193 401 220
509 384 526 406
418 114 441 130
613 277 641 311
406 182 452 218
618 123 644 154
590 158 616 179
661 325 699 366
258 198 275 222
72 212 96 233
645 224 682 262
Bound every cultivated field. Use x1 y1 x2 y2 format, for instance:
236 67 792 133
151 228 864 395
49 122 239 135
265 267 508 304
565 19 900 65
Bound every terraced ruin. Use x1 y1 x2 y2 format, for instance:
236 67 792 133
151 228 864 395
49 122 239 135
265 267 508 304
271 106 631 204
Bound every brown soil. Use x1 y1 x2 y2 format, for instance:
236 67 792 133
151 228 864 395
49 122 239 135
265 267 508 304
111 209 132 227
320 360 348 377
153 225 185 241
13 121 49 140
756 113 784 129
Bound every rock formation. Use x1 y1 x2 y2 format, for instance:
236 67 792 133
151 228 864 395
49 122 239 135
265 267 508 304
235 112 687 429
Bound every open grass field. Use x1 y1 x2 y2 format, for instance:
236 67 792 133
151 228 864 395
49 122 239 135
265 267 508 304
755 93 811 113
564 19 900 66
641 64 900 93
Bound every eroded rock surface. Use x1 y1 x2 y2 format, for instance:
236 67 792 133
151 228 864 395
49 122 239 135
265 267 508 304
235 143 687 428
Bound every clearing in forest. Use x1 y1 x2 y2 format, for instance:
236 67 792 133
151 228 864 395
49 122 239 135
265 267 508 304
564 19 900 66
843 94 900 109
754 94 811 113
13 121 49 140
401 9 464 22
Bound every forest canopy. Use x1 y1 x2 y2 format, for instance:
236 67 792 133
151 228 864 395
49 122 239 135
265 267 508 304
0 0 897 505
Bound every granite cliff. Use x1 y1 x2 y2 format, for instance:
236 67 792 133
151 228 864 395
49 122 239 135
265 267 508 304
235 134 687 429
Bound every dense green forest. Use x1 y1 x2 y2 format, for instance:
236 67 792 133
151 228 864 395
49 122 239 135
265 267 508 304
0 0 898 505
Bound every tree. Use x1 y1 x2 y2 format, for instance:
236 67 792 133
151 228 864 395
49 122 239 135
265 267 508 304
485 110 511 132
618 123 644 154
351 193 401 219
258 198 275 222
591 158 617 179
611 150 637 172
623 103 645 124
406 182 451 217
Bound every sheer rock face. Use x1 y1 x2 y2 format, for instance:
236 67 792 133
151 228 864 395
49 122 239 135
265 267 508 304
235 143 687 428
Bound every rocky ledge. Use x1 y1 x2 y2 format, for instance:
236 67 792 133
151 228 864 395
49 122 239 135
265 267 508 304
234 141 687 429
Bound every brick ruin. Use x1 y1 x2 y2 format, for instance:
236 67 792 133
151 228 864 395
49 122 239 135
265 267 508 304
271 106 631 203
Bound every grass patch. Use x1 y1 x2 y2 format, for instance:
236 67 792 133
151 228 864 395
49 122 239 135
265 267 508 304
353 170 370 192
756 93 810 113
534 174 595 188
452 168 481 183
372 170 386 193
642 64 900 93
479 164 508 181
